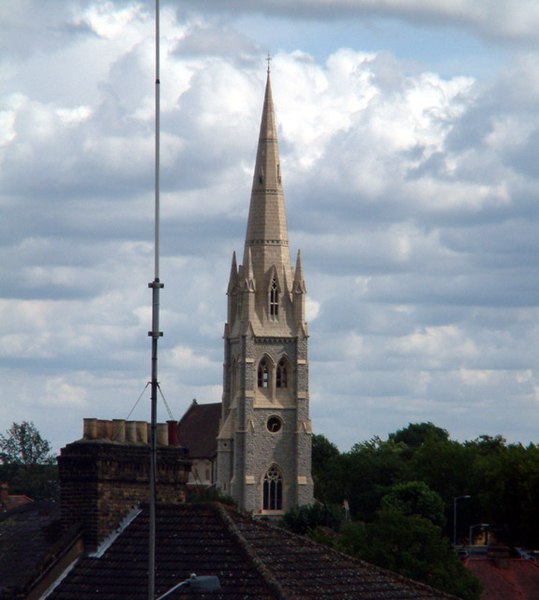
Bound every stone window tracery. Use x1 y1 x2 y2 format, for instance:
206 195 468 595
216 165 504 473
276 357 288 388
257 357 270 388
263 465 283 510
269 277 279 319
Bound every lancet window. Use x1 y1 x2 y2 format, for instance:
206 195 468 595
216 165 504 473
269 277 279 319
276 357 288 388
263 465 283 511
257 357 270 388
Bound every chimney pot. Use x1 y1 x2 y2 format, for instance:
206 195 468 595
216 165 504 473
112 419 126 442
126 421 137 443
167 420 179 446
83 418 98 440
136 421 148 444
157 423 168 446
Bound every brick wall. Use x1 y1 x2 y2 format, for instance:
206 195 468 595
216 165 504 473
58 440 190 550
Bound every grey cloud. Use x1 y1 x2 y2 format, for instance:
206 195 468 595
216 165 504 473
176 0 539 44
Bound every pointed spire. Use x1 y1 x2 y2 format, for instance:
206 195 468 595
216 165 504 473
293 249 306 294
227 251 237 294
243 69 289 276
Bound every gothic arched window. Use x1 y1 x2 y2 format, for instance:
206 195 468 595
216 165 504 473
276 357 288 388
263 465 283 510
257 358 270 388
269 277 279 319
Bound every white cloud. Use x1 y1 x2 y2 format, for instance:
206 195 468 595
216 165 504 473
2 1 539 452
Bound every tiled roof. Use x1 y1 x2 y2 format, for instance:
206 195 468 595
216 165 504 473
47 503 275 600
466 557 539 599
227 507 457 600
0 501 79 599
0 494 33 512
47 503 457 600
177 401 221 459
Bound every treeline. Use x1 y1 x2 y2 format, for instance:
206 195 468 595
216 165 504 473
312 422 539 548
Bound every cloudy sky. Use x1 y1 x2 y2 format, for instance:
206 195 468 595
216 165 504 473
3 1 539 453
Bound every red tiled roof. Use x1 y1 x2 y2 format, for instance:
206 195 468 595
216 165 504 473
177 401 221 459
466 557 539 600
47 503 457 600
1 494 33 511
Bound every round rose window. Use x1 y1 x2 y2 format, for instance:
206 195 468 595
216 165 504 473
266 416 282 433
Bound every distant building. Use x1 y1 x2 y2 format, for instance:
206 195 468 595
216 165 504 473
466 545 539 600
216 70 313 514
0 482 32 512
176 399 220 486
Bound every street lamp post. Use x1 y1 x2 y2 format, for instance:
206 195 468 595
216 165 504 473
453 495 471 547
156 574 221 600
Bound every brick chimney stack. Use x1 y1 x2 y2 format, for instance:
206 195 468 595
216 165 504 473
58 418 190 551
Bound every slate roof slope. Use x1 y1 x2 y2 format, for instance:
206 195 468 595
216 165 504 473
227 507 457 600
47 503 457 600
0 502 78 600
177 401 221 459
47 503 276 600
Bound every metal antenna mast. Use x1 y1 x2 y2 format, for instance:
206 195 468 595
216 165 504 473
148 0 163 597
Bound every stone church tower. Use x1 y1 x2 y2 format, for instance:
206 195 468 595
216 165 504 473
216 71 314 514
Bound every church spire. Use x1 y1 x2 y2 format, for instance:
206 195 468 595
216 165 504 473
217 65 313 514
243 71 289 277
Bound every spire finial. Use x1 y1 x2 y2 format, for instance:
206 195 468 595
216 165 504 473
266 52 271 75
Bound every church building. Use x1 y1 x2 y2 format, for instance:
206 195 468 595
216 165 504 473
215 70 314 514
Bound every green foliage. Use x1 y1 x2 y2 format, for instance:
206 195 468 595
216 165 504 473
311 434 344 504
311 422 539 547
0 462 59 501
283 502 343 535
0 421 54 466
339 510 482 600
388 422 449 448
381 481 445 526
187 486 236 506
343 437 407 521
312 433 340 467
0 421 58 501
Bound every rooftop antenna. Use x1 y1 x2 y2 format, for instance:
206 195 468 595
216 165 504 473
148 0 163 597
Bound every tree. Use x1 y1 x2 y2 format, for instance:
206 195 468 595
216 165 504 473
339 510 482 600
0 421 54 465
389 422 449 448
344 437 406 521
311 434 344 503
312 433 340 471
381 481 445 527
283 503 343 535
0 422 57 501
